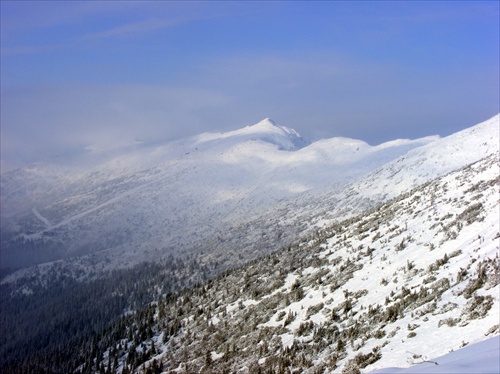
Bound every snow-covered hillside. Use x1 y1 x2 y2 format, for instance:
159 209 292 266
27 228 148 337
261 113 500 230
1 115 498 374
1 115 498 283
369 335 499 374
83 149 500 373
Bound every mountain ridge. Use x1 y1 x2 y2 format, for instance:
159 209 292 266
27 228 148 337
1 115 498 276
0 115 498 374
73 150 500 374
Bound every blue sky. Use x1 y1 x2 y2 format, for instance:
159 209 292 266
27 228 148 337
1 1 499 171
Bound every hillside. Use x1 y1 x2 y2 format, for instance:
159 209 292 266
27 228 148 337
1 116 497 283
75 150 499 374
0 115 498 374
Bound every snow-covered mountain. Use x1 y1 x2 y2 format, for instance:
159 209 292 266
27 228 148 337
79 148 500 373
1 115 498 374
1 115 498 281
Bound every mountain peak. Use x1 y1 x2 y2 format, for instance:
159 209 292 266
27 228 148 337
245 118 282 133
255 117 277 127
243 118 308 150
195 118 309 151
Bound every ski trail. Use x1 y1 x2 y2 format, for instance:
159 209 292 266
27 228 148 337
30 184 149 237
23 172 177 239
32 207 51 228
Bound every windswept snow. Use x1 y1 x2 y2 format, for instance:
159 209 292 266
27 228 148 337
368 335 500 374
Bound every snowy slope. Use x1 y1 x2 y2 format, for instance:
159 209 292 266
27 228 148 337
1 115 498 283
259 113 499 234
369 335 499 374
84 150 500 374
0 118 433 271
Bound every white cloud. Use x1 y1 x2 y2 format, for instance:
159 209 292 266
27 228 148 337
81 18 187 40
0 84 232 169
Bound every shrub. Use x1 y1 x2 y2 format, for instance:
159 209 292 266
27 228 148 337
341 359 360 374
276 311 286 321
438 318 459 327
353 347 382 368
372 329 386 339
305 303 324 319
461 295 493 320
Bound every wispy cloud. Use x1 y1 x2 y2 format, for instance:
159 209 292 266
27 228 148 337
0 83 233 170
81 17 185 40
